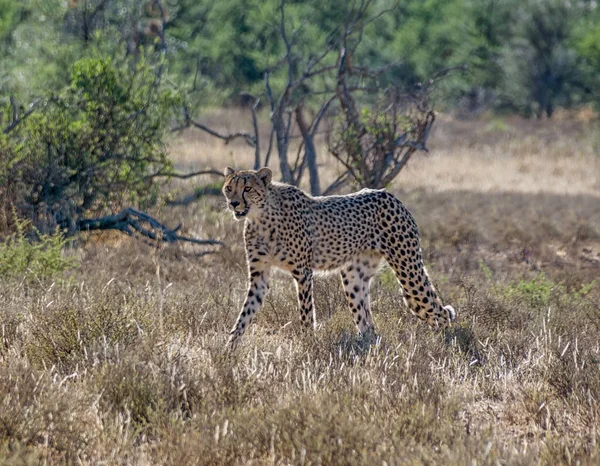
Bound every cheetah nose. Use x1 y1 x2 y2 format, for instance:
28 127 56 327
230 200 240 208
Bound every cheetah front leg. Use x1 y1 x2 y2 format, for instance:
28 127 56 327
292 268 316 330
228 265 271 348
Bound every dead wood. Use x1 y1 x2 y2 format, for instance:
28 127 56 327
77 208 224 247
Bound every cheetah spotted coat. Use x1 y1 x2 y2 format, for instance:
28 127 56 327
223 167 455 347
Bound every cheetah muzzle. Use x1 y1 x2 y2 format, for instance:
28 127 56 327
222 166 456 348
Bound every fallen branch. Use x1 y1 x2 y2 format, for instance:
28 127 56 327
77 208 224 247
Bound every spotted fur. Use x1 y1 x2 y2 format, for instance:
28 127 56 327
223 167 456 347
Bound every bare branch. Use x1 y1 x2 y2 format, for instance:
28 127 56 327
420 64 468 92
295 103 320 194
248 95 262 169
264 72 276 113
310 94 337 135
183 106 256 148
77 208 224 246
152 0 168 83
264 127 275 167
3 98 41 134
322 170 351 195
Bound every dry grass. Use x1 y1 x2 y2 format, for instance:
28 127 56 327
1 114 600 464
170 109 600 196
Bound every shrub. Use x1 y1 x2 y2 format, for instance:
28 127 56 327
1 52 181 233
0 213 76 281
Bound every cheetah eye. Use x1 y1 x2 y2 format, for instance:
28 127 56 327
243 186 252 193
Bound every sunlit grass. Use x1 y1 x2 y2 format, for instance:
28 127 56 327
0 115 599 464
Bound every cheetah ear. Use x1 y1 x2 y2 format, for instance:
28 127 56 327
256 167 272 186
224 167 235 177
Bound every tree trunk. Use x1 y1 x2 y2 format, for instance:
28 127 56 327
295 105 321 195
273 113 292 183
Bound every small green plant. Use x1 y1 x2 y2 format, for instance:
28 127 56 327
479 259 494 282
502 273 558 307
378 266 398 291
0 213 76 281
575 280 596 297
485 117 510 133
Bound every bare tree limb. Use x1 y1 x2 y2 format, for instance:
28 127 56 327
264 126 276 168
295 103 320 194
322 170 351 195
189 120 256 146
77 208 224 246
244 94 262 169
152 0 168 83
182 106 256 147
310 94 337 135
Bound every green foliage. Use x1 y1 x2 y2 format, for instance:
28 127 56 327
2 0 599 113
498 274 595 309
0 213 76 281
478 259 493 283
2 52 181 230
578 24 600 68
0 0 80 98
390 0 475 84
503 274 557 307
496 0 591 117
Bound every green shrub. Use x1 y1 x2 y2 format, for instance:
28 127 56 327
0 214 76 281
503 274 557 307
1 52 181 232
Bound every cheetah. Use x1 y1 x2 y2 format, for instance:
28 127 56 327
223 166 455 347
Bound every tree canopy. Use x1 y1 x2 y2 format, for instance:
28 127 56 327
0 0 598 116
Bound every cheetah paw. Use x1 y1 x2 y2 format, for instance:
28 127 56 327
444 305 456 322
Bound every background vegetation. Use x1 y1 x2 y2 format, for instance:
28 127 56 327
1 0 599 114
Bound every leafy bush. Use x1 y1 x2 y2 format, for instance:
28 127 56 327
496 0 589 118
0 214 76 281
1 52 181 232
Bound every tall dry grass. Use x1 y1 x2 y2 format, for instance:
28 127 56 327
0 114 599 464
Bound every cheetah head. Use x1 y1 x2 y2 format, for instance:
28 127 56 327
222 167 272 220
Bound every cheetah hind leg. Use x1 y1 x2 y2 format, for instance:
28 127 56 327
340 252 382 335
382 244 455 329
293 268 316 330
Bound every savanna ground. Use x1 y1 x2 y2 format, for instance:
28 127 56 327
1 110 600 465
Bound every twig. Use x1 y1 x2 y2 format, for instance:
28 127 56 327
322 170 351 195
188 118 256 147
182 105 256 147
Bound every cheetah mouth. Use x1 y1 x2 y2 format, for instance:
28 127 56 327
234 208 249 218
